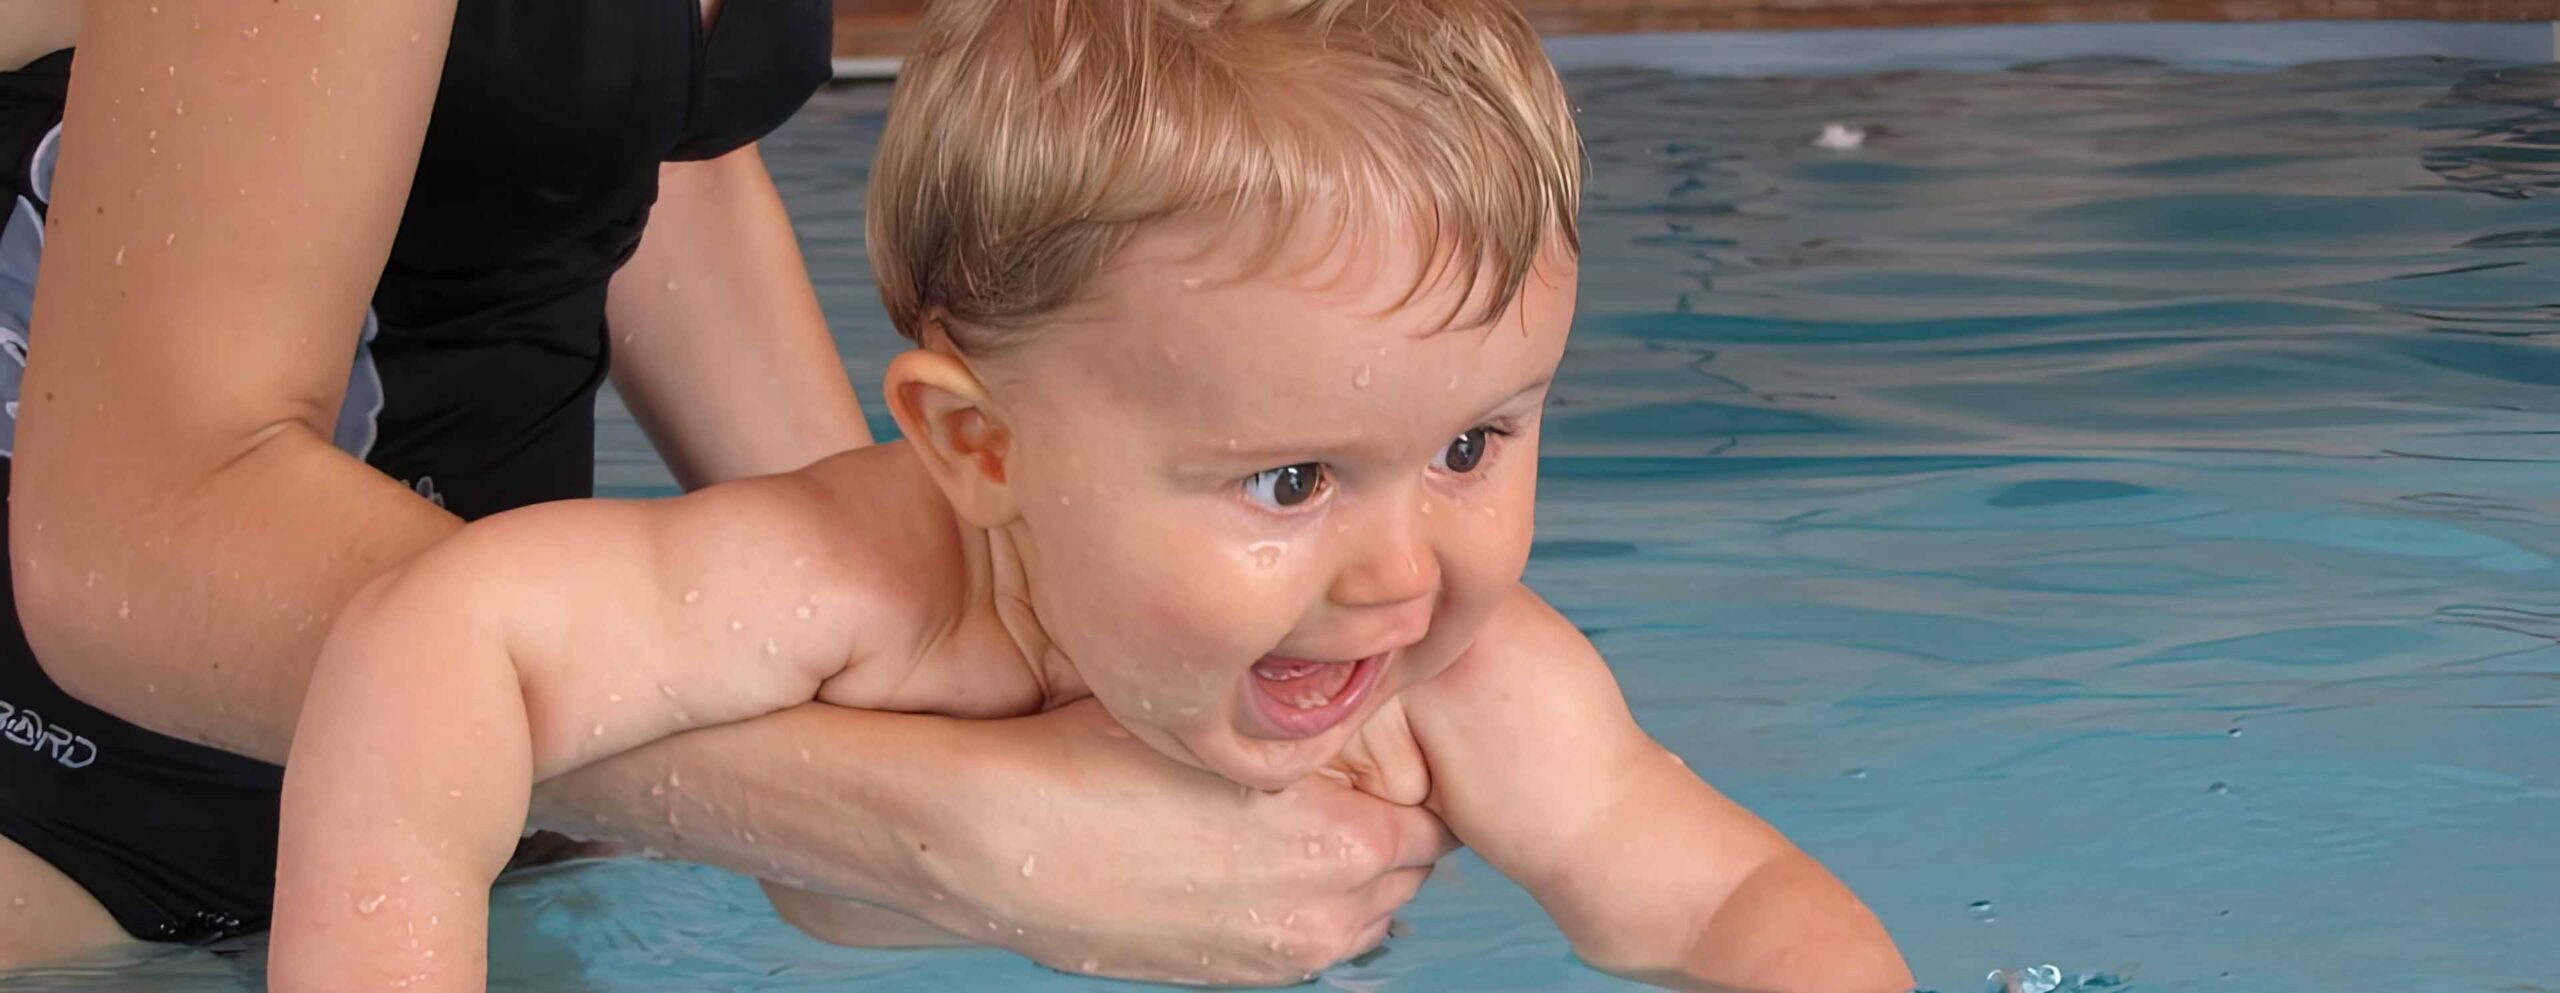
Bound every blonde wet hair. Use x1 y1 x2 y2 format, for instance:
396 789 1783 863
867 0 1583 352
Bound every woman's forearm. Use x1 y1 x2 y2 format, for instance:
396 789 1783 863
534 699 1460 987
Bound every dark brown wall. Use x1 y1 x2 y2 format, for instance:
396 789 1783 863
834 0 2560 58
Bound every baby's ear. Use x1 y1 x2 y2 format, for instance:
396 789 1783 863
884 343 1019 529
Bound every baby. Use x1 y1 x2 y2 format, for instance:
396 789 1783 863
269 1 1912 991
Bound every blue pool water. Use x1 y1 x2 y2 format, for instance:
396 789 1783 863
18 45 2560 993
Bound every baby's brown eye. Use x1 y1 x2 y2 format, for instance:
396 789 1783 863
1435 428 1491 474
1245 463 1324 509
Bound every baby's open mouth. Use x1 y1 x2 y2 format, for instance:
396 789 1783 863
1245 653 1384 738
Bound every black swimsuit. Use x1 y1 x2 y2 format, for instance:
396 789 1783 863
0 0 830 946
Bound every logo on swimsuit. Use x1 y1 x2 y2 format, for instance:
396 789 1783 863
406 475 446 509
0 697 98 769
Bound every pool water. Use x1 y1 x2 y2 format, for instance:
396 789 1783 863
20 52 2560 993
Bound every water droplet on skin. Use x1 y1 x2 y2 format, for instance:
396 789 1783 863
1249 542 1284 568
764 637 779 656
1102 725 1131 739
728 619 743 631
1353 365 1372 389
795 604 813 620
1181 276 1202 289
1247 908 1262 925
145 683 157 694
607 693 622 703
649 784 665 797
410 31 421 42
163 232 175 246
797 747 811 762
660 684 679 699
1020 855 1036 878
113 247 125 266
591 724 604 737
1447 374 1460 389
1059 495 1072 506
116 601 130 620
357 893 387 914
1305 839 1322 856
242 27 257 38
1418 501 1432 515
681 588 699 604
663 278 680 291
668 770 682 787
447 789 461 798
1080 959 1099 973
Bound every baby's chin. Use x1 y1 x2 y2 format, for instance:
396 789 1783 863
1179 720 1359 794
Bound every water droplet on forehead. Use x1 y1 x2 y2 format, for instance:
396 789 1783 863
1352 365 1372 390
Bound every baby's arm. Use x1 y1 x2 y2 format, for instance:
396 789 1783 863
269 473 881 993
1406 586 1911 993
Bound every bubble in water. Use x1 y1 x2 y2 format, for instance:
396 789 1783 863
1984 964 2063 993
1352 365 1372 390
1845 767 1868 779
2208 781 2230 795
1968 899 1996 923
2227 727 2243 738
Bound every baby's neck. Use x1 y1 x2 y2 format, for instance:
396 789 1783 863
963 522 1091 710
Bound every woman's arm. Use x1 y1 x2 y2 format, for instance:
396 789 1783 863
537 698 1459 986
11 0 465 760
603 143 871 489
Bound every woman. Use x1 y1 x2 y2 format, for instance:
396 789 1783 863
0 0 1449 979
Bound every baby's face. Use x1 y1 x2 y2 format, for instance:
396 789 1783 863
983 215 1575 790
